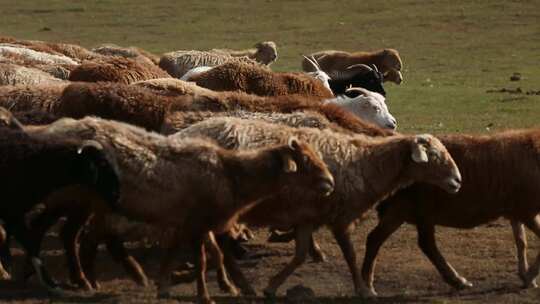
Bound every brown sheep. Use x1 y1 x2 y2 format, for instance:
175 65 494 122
361 129 540 295
174 117 462 297
28 116 334 304
69 57 170 84
302 49 403 84
190 62 334 98
0 82 391 136
210 41 278 65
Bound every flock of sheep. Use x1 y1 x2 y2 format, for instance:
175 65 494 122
0 35 538 304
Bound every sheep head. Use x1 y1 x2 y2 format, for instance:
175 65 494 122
254 41 278 65
381 49 403 84
408 134 461 194
303 55 332 93
276 137 334 197
329 64 386 96
327 87 397 130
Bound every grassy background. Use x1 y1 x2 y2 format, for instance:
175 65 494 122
0 0 538 133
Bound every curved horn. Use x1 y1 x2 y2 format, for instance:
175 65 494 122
302 55 320 72
310 55 322 71
329 64 373 80
344 87 371 97
371 64 379 72
78 140 104 154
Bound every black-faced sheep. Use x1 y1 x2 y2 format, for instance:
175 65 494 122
210 41 278 65
69 57 170 84
159 50 263 78
30 116 334 304
302 49 403 84
189 62 334 98
0 127 120 295
174 117 462 297
361 129 540 295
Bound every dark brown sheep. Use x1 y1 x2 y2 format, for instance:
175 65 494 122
0 127 120 295
25 116 334 304
69 57 170 84
190 62 334 98
361 129 540 295
303 49 403 84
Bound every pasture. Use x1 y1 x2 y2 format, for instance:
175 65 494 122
0 0 539 303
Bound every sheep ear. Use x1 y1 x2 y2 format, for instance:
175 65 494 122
282 154 298 173
411 136 430 163
287 137 300 151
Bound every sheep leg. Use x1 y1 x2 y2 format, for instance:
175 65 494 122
218 235 257 295
263 224 313 297
105 236 149 287
60 211 93 290
332 224 374 297
309 235 326 262
204 232 238 295
511 220 531 286
193 236 214 304
78 228 101 290
156 246 177 298
416 223 472 289
362 212 405 296
10 222 64 295
522 215 540 288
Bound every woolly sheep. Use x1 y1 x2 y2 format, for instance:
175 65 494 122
174 117 462 297
159 50 262 78
210 41 278 65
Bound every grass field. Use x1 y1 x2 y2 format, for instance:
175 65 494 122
0 0 539 303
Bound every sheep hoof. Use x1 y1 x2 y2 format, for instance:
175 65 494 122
219 282 239 296
452 277 473 289
310 251 327 263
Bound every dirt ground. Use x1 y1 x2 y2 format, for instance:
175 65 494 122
0 213 538 304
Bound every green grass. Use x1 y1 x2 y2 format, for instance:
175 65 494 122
0 0 538 134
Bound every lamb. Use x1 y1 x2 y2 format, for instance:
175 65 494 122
159 50 263 78
0 127 120 295
30 116 334 304
69 56 170 84
190 62 334 98
0 63 66 86
0 43 79 66
92 43 160 65
174 117 462 297
302 49 403 84
361 129 540 295
210 41 278 65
